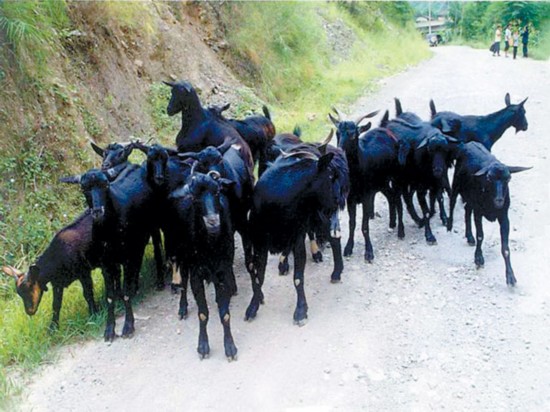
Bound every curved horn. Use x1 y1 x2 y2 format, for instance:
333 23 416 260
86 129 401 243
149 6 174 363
2 265 24 279
177 152 200 160
190 160 199 176
331 107 342 120
328 113 339 127
416 137 430 149
519 97 528 106
162 81 175 88
207 170 221 180
320 129 334 146
355 110 380 125
89 140 105 157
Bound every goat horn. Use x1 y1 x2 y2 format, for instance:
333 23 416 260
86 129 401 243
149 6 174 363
282 150 318 161
207 170 221 180
178 152 199 160
2 265 24 279
320 129 334 146
355 110 380 125
190 160 199 176
331 107 342 120
162 81 175 88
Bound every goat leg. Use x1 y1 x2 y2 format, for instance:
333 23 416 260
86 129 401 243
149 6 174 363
498 213 517 286
344 200 357 257
215 276 238 361
245 245 267 321
473 211 485 268
190 273 210 359
329 212 343 283
293 236 308 325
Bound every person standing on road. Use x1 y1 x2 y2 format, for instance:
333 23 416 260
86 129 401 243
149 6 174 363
493 24 502 56
512 28 520 59
522 24 529 58
504 23 512 57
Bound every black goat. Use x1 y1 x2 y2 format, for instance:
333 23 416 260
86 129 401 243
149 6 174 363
208 103 276 167
163 80 254 176
394 98 450 227
169 169 238 360
2 211 99 330
330 108 404 262
430 93 528 150
263 129 349 280
246 143 342 325
447 142 531 286
61 164 156 341
91 140 166 290
382 113 458 244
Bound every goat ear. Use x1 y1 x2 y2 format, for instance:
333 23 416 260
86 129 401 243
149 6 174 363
379 110 389 128
293 125 302 137
398 141 411 165
134 142 150 155
317 153 334 172
358 122 372 135
59 175 82 184
169 185 192 200
429 99 437 117
219 178 236 192
505 93 511 107
90 141 104 157
2 265 24 279
220 102 231 112
394 98 403 116
162 81 175 88
29 265 40 282
440 118 454 133
508 166 532 174
328 113 339 127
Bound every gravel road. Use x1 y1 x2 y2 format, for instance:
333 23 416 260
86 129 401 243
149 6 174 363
18 46 550 411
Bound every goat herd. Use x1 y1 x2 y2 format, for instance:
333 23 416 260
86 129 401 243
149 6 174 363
2 81 531 360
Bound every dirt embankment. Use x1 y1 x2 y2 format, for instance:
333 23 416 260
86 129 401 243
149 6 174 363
15 46 550 411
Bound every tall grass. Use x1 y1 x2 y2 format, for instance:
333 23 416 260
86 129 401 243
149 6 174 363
220 2 429 139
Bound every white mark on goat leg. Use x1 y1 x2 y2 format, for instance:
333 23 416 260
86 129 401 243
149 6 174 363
172 261 182 285
223 313 230 322
294 279 301 287
310 240 319 256
199 313 207 322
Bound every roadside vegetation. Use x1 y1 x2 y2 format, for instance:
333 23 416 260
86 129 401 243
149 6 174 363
0 1 428 405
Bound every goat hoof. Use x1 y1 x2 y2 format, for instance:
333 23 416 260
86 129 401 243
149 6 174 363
197 343 210 359
225 343 238 360
122 325 135 338
330 272 342 283
104 328 116 343
343 245 353 257
312 252 323 263
293 307 308 325
467 240 476 246
178 308 188 320
48 322 59 334
245 304 259 321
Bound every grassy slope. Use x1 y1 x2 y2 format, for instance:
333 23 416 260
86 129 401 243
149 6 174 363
0 1 429 405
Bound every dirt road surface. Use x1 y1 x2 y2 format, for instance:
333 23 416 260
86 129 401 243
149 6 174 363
18 46 550 411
